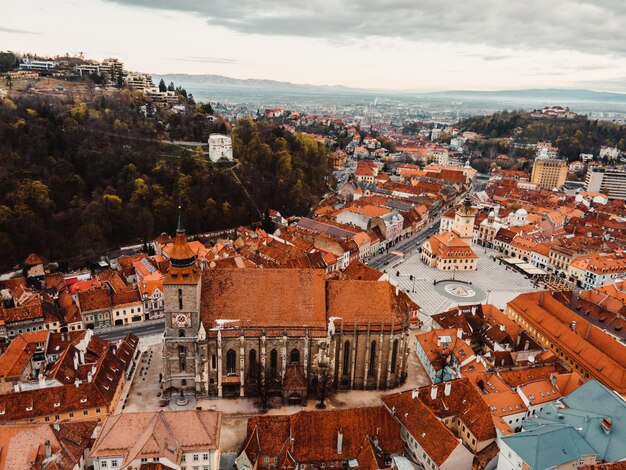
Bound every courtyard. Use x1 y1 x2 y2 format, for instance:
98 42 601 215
385 244 542 326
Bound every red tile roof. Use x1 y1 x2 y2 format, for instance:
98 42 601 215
508 291 626 393
244 406 402 465
381 391 460 466
417 378 497 442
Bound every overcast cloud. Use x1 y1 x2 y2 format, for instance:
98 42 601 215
103 0 626 56
2 0 626 91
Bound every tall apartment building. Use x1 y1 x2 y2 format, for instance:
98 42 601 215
530 158 567 190
585 166 626 200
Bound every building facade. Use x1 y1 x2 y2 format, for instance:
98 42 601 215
585 166 626 200
208 134 233 162
161 224 416 401
531 158 567 190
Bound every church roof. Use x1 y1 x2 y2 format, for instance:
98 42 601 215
201 269 327 333
200 269 417 336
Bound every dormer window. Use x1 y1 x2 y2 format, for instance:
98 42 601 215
80 398 87 403
54 402 60 407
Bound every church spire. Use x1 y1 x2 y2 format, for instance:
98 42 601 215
168 205 196 268
177 205 184 233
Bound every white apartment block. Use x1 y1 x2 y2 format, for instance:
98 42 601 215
585 167 626 200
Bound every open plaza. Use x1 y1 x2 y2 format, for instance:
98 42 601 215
385 244 543 326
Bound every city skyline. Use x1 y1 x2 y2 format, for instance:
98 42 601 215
3 0 626 92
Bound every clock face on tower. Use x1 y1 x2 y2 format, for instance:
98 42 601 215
173 313 190 328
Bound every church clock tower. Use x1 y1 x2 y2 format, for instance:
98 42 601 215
161 211 202 399
453 195 476 245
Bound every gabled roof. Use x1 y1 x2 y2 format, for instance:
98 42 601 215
327 280 410 329
508 291 626 393
90 410 221 465
0 421 97 470
0 332 136 423
425 232 477 259
244 406 402 465
0 332 47 378
282 365 307 391
201 269 327 333
77 287 112 313
381 391 460 466
502 424 596 469
417 378 497 442
24 253 44 267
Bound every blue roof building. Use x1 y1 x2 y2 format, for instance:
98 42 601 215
497 380 626 469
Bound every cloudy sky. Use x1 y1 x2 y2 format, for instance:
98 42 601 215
3 0 626 91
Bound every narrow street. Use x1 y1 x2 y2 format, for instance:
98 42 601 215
95 320 165 341
369 218 440 270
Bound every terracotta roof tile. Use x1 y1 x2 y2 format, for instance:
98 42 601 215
245 406 402 465
77 287 112 313
381 391 460 466
508 291 626 393
90 410 221 465
417 378 497 442
201 269 327 332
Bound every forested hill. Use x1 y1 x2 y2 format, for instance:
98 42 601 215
459 110 626 160
0 92 333 270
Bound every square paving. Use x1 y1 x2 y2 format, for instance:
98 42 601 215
382 245 542 326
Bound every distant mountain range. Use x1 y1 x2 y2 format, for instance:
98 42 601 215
417 88 626 104
153 73 360 94
153 73 626 110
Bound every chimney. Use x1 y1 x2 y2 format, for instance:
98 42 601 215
444 381 452 396
411 389 419 399
499 325 505 332
570 321 577 332
87 372 92 383
456 329 463 339
73 352 79 370
337 429 343 455
39 374 45 386
79 350 85 364
74 378 80 388
53 422 60 431
44 440 51 459
430 385 438 400
601 417 612 435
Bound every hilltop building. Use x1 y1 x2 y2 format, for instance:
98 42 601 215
208 134 233 162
